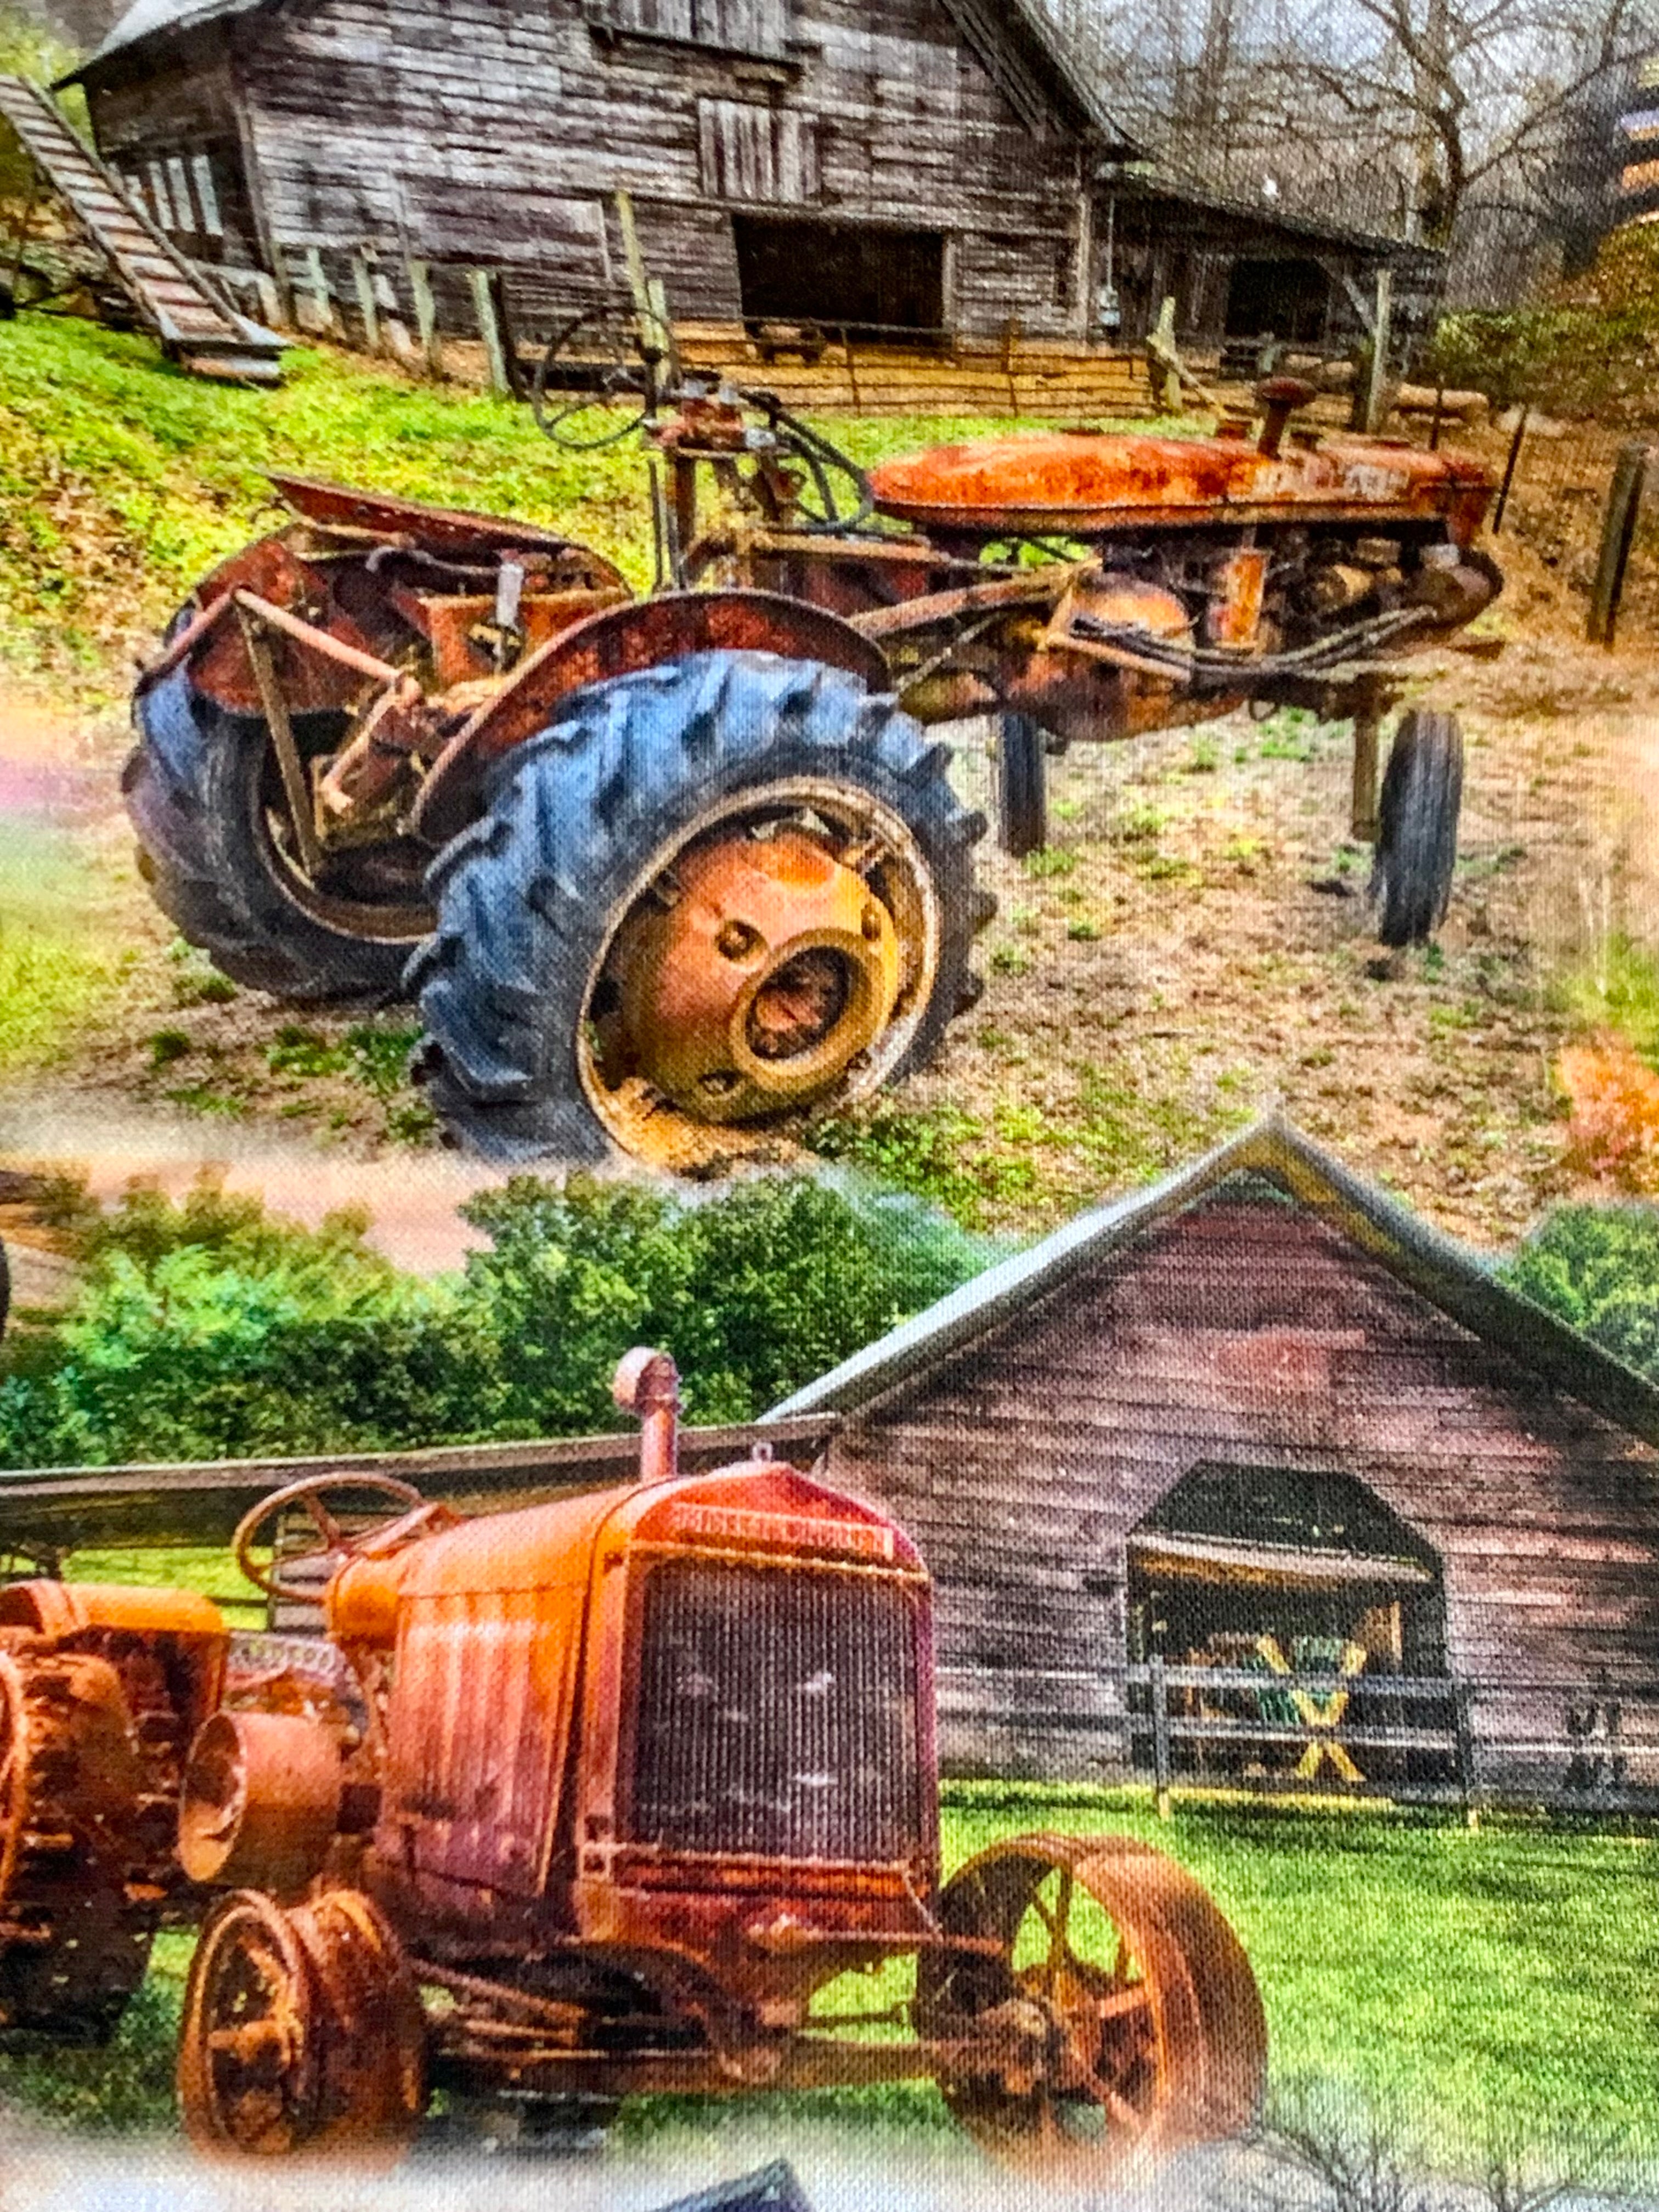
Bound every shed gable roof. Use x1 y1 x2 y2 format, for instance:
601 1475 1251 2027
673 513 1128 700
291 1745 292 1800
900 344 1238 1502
766 1117 1659 1451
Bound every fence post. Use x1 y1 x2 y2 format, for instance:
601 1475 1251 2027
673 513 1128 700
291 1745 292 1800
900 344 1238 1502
469 266 510 396
1148 1654 1173 1820
1001 313 1022 413
1490 402 1530 533
350 251 380 355
1588 441 1651 648
1453 1679 1479 1831
407 259 441 377
298 245 335 336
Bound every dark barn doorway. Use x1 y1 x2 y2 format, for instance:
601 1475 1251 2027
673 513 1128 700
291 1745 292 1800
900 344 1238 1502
1127 1463 1449 1788
1223 256 1332 345
732 217 946 337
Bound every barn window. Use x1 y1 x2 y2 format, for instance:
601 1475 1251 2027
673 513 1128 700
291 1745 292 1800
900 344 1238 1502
698 100 819 203
585 0 789 57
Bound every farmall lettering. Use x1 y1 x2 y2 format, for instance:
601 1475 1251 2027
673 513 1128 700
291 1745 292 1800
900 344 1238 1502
0 1353 1264 2168
122 366 1501 1171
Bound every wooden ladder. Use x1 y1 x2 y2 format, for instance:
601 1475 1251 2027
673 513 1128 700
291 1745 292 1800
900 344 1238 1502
0 75 284 385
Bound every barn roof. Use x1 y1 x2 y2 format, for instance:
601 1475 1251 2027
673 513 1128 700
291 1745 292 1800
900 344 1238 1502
767 1116 1659 1449
65 0 267 79
68 0 1135 148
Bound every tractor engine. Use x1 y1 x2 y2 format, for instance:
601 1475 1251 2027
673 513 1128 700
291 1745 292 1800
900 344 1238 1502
172 1348 938 2114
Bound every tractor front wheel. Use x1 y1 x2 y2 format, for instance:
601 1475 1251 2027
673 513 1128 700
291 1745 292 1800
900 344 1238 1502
409 650 991 1167
179 1887 426 2161
1370 708 1464 947
915 1832 1265 2174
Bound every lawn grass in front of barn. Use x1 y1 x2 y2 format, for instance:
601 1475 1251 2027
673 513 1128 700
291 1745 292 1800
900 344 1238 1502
1 1779 1651 2185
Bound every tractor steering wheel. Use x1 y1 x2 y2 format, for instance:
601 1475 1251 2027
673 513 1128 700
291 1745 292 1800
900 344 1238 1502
232 1472 445 1601
532 303 674 451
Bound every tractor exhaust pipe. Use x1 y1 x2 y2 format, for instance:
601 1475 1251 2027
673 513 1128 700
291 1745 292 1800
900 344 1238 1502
613 1347 681 1484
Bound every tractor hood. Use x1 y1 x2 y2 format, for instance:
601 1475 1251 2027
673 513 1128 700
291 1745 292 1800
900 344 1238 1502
868 428 1495 541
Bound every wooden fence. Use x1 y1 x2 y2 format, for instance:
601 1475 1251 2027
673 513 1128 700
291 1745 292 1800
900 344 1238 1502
1128 1658 1657 1820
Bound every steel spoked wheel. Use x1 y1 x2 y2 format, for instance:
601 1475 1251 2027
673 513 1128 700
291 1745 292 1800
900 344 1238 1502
180 1892 319 2156
916 1833 1266 2172
531 305 668 452
410 650 991 1168
1370 707 1464 948
180 1889 426 2162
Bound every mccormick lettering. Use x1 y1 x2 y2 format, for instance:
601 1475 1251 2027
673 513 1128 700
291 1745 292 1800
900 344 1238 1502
670 1504 895 1560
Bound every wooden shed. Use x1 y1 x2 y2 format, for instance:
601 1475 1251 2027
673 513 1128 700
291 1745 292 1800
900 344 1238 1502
768 1119 1659 1810
64 0 1135 343
57 0 1440 373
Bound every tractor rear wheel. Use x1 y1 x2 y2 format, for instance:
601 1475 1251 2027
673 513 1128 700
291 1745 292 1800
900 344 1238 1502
125 664 433 1003
408 650 991 1168
0 1646 155 2041
915 1832 1265 2174
179 1887 426 2161
1370 708 1464 947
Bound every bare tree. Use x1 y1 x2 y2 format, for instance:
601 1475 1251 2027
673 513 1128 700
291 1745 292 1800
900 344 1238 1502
1037 0 1659 270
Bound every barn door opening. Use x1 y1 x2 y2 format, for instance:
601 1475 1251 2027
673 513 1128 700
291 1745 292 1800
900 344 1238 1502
732 216 946 340
1222 256 1332 345
1127 1463 1449 1789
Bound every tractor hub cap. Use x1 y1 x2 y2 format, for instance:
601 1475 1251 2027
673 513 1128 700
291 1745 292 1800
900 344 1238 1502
614 830 901 1121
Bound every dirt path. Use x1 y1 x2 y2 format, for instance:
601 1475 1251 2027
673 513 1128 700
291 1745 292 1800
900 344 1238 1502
2 586 1655 1254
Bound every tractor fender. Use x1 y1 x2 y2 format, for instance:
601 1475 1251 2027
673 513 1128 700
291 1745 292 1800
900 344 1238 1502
136 533 375 721
411 589 892 845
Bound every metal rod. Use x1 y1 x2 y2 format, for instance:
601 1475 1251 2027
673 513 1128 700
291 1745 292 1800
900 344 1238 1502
232 591 403 684
235 606 326 879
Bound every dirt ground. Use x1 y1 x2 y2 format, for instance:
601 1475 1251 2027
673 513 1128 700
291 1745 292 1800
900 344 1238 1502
0 480 1654 1256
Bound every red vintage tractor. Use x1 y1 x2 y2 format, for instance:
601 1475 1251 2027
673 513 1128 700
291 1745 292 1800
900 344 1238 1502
0 1351 1266 2167
127 354 1500 1169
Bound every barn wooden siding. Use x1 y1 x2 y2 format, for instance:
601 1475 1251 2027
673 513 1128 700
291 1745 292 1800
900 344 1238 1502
86 0 1094 341
820 1188 1659 1802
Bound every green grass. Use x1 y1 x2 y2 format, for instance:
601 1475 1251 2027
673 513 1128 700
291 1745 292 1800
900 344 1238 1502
62 1545 263 1617
0 821 127 1073
1565 932 1659 1067
0 313 1161 706
1 1785 1652 2172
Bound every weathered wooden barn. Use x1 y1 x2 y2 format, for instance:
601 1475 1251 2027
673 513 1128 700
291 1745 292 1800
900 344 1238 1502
768 1119 1659 1810
60 0 1429 356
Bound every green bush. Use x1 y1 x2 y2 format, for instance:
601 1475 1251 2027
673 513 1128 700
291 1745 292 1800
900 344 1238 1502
0 1171 990 1466
1502 1204 1659 1381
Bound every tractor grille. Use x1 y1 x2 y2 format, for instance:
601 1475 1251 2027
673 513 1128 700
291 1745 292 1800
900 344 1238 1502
628 1560 922 1864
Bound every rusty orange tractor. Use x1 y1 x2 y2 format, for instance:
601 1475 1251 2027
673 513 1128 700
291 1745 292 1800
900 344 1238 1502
0 1351 1265 2166
125 362 1500 1170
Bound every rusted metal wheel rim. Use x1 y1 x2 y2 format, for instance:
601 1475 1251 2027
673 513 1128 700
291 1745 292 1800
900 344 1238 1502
917 1832 1266 2174
292 1889 427 2161
579 776 941 1167
179 1890 321 2156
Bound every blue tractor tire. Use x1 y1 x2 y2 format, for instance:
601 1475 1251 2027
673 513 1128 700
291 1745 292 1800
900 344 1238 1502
407 650 990 1163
